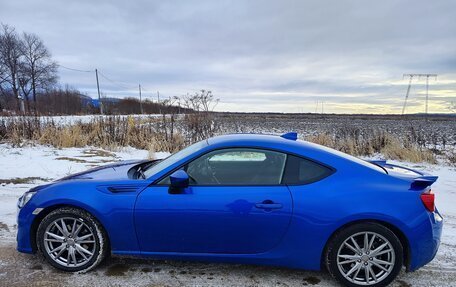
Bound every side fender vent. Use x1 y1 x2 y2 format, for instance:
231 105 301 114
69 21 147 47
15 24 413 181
97 184 141 193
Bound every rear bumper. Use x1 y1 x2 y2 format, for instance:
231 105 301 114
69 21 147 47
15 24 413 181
408 209 443 271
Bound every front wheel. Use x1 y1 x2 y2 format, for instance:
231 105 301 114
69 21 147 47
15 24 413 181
325 222 403 287
37 207 108 272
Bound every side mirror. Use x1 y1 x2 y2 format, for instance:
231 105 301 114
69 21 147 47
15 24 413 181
169 170 189 194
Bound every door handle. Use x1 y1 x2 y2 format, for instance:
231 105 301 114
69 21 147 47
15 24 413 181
255 201 283 210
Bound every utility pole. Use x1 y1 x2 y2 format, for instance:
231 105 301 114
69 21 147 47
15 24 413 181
19 96 25 114
157 91 161 114
402 74 437 116
138 84 143 114
95 69 103 115
425 75 429 115
15 77 25 114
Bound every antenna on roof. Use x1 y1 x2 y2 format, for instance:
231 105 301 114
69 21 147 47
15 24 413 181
280 132 298 141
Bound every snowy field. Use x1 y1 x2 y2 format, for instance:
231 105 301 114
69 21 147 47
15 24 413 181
0 114 164 126
0 144 455 286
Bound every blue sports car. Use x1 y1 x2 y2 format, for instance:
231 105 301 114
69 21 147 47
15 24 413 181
17 133 442 286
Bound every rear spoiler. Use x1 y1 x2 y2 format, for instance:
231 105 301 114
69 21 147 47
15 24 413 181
410 175 438 190
368 160 438 190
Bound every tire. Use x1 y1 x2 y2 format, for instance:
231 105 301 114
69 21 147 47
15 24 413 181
36 207 109 272
325 222 403 287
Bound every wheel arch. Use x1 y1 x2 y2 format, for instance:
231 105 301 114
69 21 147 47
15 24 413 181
320 219 411 271
30 204 111 253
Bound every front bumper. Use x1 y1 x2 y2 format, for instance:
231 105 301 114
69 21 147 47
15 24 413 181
16 203 38 254
408 209 443 271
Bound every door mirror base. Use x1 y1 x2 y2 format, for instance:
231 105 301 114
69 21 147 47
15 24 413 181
168 186 187 194
168 170 189 194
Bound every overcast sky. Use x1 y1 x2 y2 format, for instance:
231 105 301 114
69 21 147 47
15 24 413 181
1 0 455 113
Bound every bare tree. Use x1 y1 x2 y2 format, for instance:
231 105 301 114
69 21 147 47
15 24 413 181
0 57 6 107
0 55 6 88
160 96 180 142
200 89 219 112
182 90 219 112
182 90 219 143
0 24 23 112
20 32 58 113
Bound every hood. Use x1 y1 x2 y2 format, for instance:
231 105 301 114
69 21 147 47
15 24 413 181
58 159 151 181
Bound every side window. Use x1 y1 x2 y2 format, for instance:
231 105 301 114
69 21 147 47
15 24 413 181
282 155 333 185
159 148 287 186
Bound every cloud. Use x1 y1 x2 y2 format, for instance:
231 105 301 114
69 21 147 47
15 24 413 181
1 0 455 113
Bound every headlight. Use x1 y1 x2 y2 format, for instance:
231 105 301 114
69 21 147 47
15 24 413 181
17 191 36 208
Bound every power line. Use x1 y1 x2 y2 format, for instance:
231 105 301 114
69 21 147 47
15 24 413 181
58 64 145 92
140 87 161 101
59 64 156 110
97 71 136 90
57 64 93 73
137 86 156 94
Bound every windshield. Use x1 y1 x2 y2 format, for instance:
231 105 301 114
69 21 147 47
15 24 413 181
143 139 208 178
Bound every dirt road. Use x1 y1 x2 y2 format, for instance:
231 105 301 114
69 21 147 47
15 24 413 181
1 235 456 287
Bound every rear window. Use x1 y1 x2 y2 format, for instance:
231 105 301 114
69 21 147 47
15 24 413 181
282 155 333 185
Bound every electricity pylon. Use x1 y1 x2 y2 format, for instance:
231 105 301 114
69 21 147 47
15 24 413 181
402 74 437 115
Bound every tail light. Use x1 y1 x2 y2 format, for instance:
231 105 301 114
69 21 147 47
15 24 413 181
420 190 435 212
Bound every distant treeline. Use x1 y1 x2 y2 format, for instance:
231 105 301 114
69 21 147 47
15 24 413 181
0 23 193 115
0 86 192 115
102 96 192 115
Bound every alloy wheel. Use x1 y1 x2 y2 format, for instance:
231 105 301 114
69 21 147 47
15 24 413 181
43 217 96 268
336 231 396 286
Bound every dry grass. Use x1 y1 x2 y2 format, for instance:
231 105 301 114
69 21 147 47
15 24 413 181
0 115 444 164
381 143 436 164
0 177 49 184
307 128 437 164
81 149 116 158
0 116 189 152
447 150 456 166
55 157 89 163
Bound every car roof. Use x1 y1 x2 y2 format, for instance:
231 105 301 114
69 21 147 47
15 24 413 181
207 133 335 158
208 133 304 148
207 133 386 174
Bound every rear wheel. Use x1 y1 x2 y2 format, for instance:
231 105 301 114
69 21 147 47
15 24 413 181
37 207 108 272
326 222 403 287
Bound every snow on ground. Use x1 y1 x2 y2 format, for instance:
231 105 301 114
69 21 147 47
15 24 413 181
0 144 145 179
0 144 168 235
384 159 456 273
0 114 168 126
0 144 455 286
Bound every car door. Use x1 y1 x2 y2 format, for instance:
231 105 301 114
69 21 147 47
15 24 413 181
134 148 293 254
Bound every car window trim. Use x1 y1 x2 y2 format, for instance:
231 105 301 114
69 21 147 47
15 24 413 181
154 146 288 186
281 154 336 186
151 146 336 187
